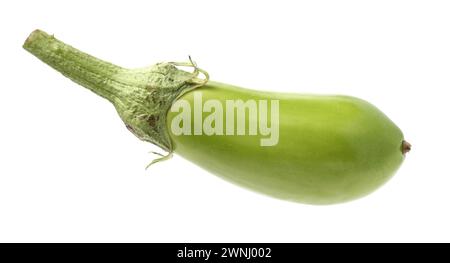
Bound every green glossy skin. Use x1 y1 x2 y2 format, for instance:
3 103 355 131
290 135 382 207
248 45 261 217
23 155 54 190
167 82 404 204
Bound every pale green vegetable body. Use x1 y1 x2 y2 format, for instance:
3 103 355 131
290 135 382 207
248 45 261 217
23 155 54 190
168 82 404 204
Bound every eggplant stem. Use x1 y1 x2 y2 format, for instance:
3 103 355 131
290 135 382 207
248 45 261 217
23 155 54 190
23 29 209 165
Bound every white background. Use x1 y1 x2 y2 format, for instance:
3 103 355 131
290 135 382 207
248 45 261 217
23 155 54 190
0 0 449 242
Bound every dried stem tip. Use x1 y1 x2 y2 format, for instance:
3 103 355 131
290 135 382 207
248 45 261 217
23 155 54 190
402 140 411 155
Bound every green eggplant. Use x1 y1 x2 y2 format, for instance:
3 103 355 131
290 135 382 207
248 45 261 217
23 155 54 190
23 30 410 204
